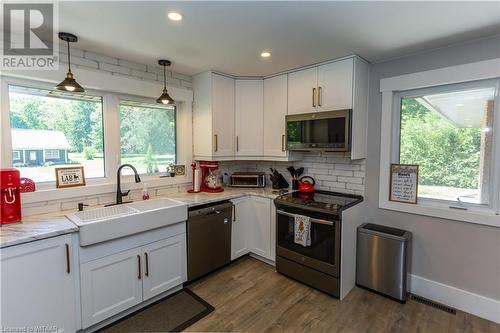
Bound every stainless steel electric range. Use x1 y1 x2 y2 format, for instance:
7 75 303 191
274 191 363 297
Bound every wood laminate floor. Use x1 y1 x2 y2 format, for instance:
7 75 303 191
186 256 499 333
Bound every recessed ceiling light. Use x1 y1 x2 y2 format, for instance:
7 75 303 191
261 51 271 58
168 12 183 21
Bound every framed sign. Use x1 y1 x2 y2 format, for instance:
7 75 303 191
55 166 86 188
174 165 186 176
389 164 419 204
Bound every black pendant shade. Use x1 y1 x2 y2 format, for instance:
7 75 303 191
57 32 85 93
157 59 175 104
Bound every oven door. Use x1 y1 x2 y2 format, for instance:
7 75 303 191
276 209 340 277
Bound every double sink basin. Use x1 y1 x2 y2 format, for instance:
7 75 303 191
66 198 188 246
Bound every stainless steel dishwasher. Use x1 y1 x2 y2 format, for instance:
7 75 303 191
187 201 232 281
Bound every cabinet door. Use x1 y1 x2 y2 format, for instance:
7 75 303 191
80 248 143 328
0 235 76 332
317 58 354 112
212 74 235 157
230 197 250 260
142 234 187 301
270 203 276 262
248 197 272 260
235 80 264 156
263 75 288 157
287 67 317 115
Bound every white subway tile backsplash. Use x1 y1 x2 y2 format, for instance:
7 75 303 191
84 51 119 65
99 62 131 75
118 59 147 71
131 69 157 80
219 152 365 196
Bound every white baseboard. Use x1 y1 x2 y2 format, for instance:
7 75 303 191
410 274 500 324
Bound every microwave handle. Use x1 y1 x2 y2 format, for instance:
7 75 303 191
276 210 334 226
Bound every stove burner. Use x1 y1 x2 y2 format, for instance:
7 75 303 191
275 190 362 214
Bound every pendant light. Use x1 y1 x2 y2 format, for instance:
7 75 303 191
56 32 84 93
156 59 175 104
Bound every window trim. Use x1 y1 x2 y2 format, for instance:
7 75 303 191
0 71 193 204
379 58 500 227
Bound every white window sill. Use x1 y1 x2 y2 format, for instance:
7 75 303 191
21 174 190 204
379 199 500 228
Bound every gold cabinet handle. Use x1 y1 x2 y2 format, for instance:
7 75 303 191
65 243 70 274
137 255 142 279
214 134 218 152
312 87 316 107
236 136 239 152
318 86 322 107
144 252 149 277
281 134 286 152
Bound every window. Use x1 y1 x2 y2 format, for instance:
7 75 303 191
45 149 60 159
119 100 176 174
397 80 497 206
12 150 20 160
9 85 104 183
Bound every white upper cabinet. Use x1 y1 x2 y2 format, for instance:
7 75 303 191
212 74 236 157
235 80 264 156
263 74 288 157
193 72 235 160
287 67 318 115
317 58 354 112
286 56 369 159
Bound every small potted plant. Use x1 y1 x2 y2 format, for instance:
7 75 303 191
167 163 176 177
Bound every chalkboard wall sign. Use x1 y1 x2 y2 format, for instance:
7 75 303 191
389 164 418 204
55 166 86 188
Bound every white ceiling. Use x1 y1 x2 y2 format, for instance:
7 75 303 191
58 1 500 76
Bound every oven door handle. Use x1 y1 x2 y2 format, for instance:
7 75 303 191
276 210 335 226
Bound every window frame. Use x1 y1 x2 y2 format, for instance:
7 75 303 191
0 73 193 204
12 150 21 160
118 97 178 175
379 58 500 227
393 79 498 209
44 149 60 159
5 80 108 187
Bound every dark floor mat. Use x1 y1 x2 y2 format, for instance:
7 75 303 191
99 289 214 332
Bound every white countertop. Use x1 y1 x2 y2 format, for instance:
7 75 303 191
0 187 287 249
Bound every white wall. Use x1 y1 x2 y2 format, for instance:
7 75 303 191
365 35 500 303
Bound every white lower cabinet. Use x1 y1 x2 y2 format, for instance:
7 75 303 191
80 248 143 328
80 231 187 329
231 196 274 262
0 234 77 332
231 197 250 260
142 235 186 300
247 196 272 259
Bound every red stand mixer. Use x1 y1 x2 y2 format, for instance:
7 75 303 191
199 161 224 193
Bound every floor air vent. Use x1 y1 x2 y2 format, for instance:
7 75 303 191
410 294 457 315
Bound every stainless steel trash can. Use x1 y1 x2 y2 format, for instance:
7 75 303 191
356 223 411 302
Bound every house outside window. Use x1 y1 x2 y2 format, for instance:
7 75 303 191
9 85 104 183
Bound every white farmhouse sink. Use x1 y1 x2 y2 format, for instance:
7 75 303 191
67 198 188 246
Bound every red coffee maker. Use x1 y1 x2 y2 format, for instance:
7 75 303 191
1 169 22 224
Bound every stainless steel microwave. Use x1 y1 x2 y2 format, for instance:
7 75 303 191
286 110 351 151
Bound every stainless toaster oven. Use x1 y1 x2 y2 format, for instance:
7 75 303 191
230 172 266 188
